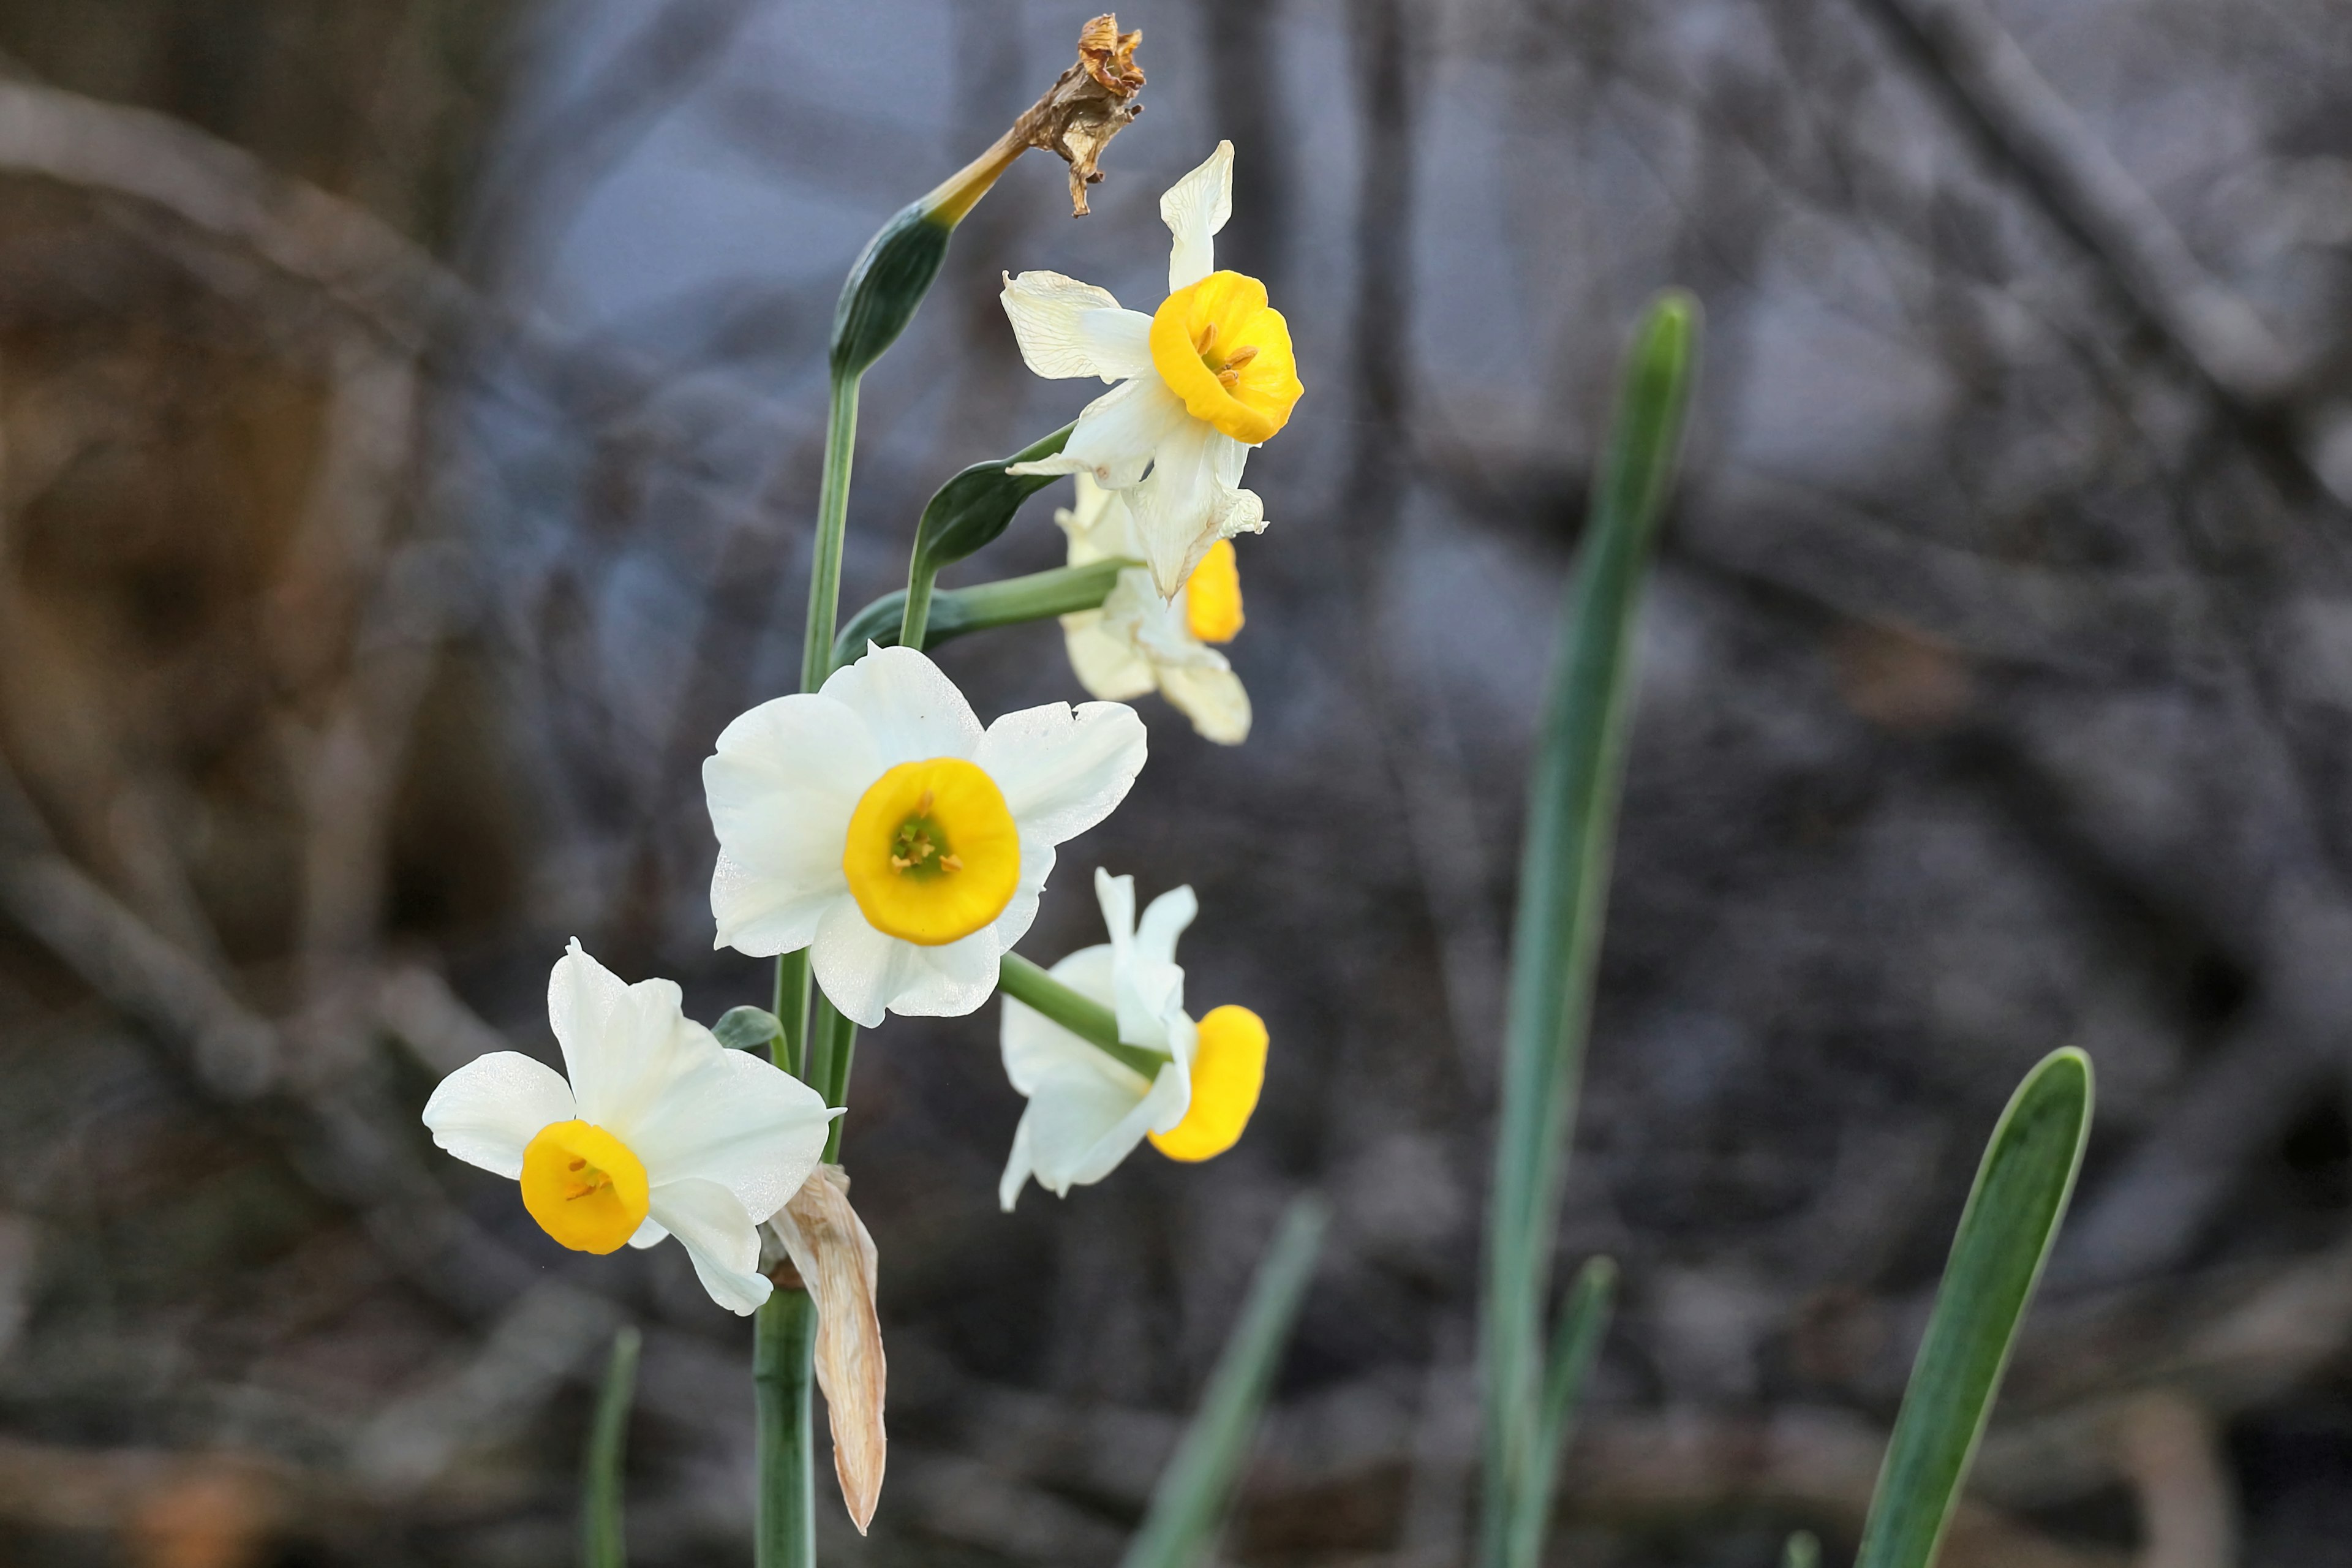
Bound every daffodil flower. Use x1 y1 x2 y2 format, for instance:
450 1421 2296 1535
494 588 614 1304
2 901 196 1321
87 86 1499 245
421 941 835 1315
1055 473 1251 744
998 868 1268 1209
1000 140 1302 598
705 644 1148 1029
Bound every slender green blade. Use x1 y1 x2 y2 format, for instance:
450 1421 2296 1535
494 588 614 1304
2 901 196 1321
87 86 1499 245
1119 1197 1330 1568
581 1325 641 1568
913 424 1074 571
1479 290 1699 1568
1854 1047 2094 1568
1509 1256 1617 1567
1784 1530 1822 1568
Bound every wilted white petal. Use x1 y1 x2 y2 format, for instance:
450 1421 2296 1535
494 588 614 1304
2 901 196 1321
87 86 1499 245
421 1052 576 1178
974 701 1147 846
1161 140 1234 294
772 1167 887 1533
647 1177 770 1315
1000 271 1153 382
818 644 984 766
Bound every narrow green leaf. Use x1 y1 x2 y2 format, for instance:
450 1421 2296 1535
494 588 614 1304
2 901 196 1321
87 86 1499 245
1120 1197 1330 1568
835 559 1131 667
1508 1256 1618 1567
1784 1530 1822 1568
1854 1047 2094 1568
582 1325 641 1568
714 1005 784 1054
913 424 1074 572
1479 290 1700 1568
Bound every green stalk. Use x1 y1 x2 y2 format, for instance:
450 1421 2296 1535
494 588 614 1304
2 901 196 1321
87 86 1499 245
753 1291 818 1568
772 952 809 1080
998 952 1174 1082
838 559 1133 665
1507 1257 1616 1568
815 997 858 1162
581 1325 641 1568
801 373 862 693
898 561 940 650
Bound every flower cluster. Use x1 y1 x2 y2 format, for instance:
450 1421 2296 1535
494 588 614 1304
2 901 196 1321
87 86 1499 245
418 141 1293 1321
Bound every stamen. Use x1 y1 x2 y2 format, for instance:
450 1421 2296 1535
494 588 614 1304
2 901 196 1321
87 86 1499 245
1194 320 1218 354
1223 345 1258 372
917 789 934 813
941 854 963 872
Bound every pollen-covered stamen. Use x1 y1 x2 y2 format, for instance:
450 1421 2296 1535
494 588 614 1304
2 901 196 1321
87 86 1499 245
1213 344 1259 389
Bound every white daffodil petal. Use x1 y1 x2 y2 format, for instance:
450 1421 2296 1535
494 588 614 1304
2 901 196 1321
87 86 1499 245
1161 140 1234 294
987 836 1055 957
1158 662 1253 745
628 1216 670 1250
809 897 926 1030
626 1049 836 1225
704 692 877 954
819 644 984 766
1134 885 1199 976
1056 376 1193 491
420 1050 576 1178
1096 869 1167 1047
888 925 1007 1019
647 1177 771 1315
1006 1062 1171 1197
1061 612 1158 701
998 272 1152 382
998 1118 1041 1211
548 942 707 1132
1128 418 1229 597
974 701 1147 847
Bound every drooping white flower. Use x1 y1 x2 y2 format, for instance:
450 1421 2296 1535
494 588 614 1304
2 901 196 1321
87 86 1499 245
1056 474 1251 745
421 941 835 1315
1000 140 1302 598
704 644 1148 1029
999 868 1269 1210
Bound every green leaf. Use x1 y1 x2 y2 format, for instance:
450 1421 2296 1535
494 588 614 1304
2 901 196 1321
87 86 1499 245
831 203 956 378
908 423 1073 573
1120 1197 1330 1568
1479 290 1700 1568
834 559 1131 667
1509 1256 1617 1567
581 1325 641 1568
714 1005 784 1054
1784 1530 1823 1568
1854 1047 2094 1568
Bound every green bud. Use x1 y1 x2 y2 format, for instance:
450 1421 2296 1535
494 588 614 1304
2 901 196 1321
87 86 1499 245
712 1005 784 1053
830 202 956 380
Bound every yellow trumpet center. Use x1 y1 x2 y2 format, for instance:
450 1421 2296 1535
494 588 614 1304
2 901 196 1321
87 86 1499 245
520 1120 650 1254
1183 538 1245 644
1148 1005 1269 1163
843 758 1022 946
1148 271 1304 445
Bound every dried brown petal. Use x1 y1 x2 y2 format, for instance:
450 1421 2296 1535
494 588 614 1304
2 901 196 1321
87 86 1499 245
772 1165 886 1533
1077 16 1147 96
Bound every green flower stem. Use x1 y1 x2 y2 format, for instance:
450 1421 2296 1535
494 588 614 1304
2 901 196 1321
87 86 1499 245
753 1290 818 1568
1507 1257 1617 1568
772 952 809 1081
898 561 940 651
581 1325 640 1568
800 372 863 693
997 952 1172 1082
815 997 858 1162
835 559 1133 666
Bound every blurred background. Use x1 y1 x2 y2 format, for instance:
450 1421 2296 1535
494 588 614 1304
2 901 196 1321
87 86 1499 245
0 0 2348 1564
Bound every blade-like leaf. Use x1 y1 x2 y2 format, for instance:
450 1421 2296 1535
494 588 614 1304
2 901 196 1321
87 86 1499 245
911 424 1074 571
1120 1197 1330 1568
1854 1047 2094 1568
582 1325 641 1568
714 1005 784 1054
1509 1256 1618 1568
1479 291 1700 1568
